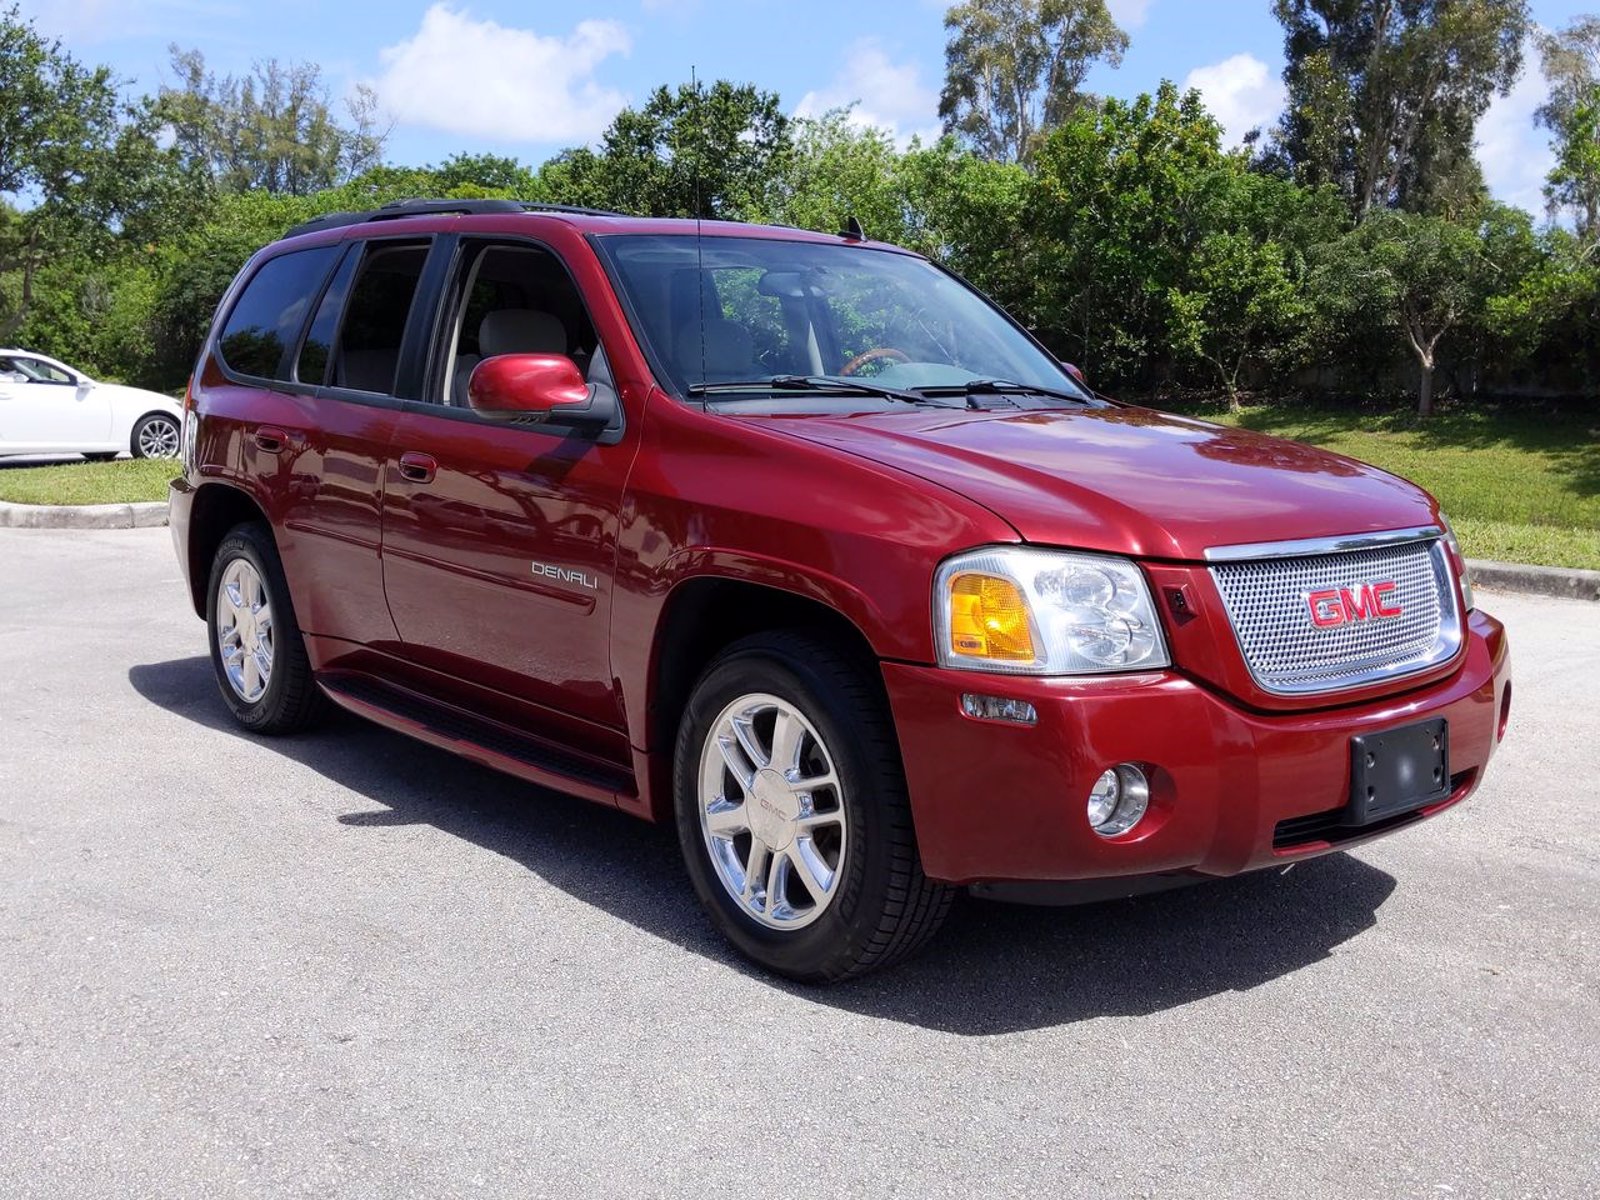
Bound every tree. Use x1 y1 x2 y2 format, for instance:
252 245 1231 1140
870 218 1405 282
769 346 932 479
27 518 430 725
1025 83 1232 386
1272 0 1529 218
939 0 1129 164
158 47 389 196
1537 18 1600 239
1313 209 1489 414
543 80 791 219
765 110 915 242
1167 172 1339 408
0 6 167 341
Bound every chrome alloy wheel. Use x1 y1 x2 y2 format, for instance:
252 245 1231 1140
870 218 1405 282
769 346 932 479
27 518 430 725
138 415 180 458
215 558 274 703
697 693 849 931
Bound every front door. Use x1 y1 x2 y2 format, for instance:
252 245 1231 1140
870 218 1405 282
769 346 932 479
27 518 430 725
0 356 109 449
379 239 638 745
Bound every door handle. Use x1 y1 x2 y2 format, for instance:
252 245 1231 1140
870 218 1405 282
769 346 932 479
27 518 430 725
398 451 437 484
254 425 289 453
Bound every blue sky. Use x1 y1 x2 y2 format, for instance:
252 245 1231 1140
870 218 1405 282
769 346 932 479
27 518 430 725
21 0 1597 215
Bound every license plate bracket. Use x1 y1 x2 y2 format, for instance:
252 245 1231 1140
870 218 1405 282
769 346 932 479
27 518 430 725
1346 718 1450 826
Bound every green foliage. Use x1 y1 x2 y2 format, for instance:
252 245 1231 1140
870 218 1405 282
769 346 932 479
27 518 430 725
1273 0 1530 218
939 0 1129 164
1536 17 1600 237
1025 83 1235 382
1311 208 1495 413
157 46 389 196
542 80 791 219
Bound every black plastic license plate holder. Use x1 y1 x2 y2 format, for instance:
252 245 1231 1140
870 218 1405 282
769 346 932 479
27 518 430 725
1346 718 1450 826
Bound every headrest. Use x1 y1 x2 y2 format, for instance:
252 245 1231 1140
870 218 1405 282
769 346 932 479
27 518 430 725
479 309 567 358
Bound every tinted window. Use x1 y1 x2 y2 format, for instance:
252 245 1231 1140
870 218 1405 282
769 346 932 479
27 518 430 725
295 249 359 385
325 241 429 395
218 246 339 380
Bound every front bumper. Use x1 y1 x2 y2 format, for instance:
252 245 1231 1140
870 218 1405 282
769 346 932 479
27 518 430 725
883 610 1510 886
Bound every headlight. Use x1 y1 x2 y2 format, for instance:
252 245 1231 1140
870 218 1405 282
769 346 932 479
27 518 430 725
1439 514 1475 612
934 547 1171 675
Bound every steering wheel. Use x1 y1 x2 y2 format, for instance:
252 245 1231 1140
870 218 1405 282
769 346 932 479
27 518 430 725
839 347 911 377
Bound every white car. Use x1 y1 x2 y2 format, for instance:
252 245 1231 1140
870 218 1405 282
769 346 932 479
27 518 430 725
0 350 183 460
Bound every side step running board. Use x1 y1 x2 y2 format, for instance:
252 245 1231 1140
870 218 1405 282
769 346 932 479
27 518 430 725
318 671 634 808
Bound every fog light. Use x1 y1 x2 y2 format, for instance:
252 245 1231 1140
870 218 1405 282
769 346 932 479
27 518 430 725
1087 764 1150 837
960 694 1038 725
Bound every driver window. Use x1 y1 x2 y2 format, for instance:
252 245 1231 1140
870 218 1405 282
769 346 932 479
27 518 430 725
440 243 600 407
11 357 73 384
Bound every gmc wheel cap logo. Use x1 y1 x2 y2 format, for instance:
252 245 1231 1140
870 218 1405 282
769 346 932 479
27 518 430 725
1307 582 1403 628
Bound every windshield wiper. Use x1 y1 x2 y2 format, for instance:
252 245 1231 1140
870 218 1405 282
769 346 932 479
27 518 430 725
912 378 1097 407
687 375 940 405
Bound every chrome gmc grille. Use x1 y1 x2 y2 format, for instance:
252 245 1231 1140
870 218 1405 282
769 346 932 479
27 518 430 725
1207 529 1462 696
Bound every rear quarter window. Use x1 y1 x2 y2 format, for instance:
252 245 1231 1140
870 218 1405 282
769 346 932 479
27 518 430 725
217 245 341 381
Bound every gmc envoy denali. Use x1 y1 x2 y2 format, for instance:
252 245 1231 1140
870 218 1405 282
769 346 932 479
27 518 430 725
169 199 1512 982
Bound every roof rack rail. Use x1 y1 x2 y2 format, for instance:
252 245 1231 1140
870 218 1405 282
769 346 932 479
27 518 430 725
283 198 627 240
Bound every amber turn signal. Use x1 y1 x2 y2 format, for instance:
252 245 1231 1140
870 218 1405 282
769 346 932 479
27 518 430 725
948 573 1036 662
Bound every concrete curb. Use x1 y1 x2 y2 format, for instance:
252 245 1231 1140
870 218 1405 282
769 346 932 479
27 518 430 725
0 499 167 530
1468 558 1600 603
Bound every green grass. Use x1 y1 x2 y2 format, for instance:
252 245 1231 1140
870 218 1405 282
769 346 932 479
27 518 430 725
1173 401 1600 570
0 459 176 506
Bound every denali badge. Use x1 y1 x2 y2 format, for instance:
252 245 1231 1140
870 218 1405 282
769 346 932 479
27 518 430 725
1307 583 1403 628
530 561 598 591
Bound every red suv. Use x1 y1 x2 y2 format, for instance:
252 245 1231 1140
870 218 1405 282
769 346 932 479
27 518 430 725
169 199 1511 982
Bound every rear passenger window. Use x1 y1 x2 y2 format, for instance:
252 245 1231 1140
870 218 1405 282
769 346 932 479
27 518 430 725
218 246 340 381
320 241 429 395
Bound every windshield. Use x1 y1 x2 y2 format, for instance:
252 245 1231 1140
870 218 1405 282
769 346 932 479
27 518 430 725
594 234 1088 402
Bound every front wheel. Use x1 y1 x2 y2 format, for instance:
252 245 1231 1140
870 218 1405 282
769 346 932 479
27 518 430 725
674 632 952 982
131 412 180 459
205 523 326 734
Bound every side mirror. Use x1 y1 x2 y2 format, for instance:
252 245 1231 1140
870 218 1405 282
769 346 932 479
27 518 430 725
1061 361 1088 388
467 353 613 430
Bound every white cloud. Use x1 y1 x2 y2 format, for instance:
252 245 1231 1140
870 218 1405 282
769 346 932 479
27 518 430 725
794 40 942 148
1477 43 1555 216
1183 53 1286 147
1106 0 1153 29
372 5 632 144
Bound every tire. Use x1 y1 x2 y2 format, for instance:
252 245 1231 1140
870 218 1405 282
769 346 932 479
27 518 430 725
81 452 118 463
131 412 180 459
674 631 952 983
205 522 327 734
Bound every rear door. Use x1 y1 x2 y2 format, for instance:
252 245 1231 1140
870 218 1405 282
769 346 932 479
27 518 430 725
207 239 416 649
379 236 638 748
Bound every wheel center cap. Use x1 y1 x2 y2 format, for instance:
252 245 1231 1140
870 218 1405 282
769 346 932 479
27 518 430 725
748 769 799 851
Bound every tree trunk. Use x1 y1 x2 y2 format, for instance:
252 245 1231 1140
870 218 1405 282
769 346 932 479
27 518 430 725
1417 354 1435 418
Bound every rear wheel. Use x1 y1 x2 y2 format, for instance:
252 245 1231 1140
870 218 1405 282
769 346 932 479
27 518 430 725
205 523 326 734
131 412 180 459
674 632 952 982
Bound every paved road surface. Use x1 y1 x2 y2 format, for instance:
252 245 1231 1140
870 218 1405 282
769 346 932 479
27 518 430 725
1 528 1595 1198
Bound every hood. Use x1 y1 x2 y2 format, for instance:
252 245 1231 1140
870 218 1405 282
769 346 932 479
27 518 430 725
763 405 1439 561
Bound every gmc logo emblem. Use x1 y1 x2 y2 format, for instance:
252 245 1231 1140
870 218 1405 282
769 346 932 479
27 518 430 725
1308 582 1403 628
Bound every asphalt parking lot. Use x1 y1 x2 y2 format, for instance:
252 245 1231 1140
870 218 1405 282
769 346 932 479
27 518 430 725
2 527 1596 1198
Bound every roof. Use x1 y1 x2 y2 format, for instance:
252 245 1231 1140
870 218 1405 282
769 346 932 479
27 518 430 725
279 198 898 251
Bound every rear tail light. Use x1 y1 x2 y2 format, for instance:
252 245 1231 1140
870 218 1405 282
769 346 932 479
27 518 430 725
180 376 196 472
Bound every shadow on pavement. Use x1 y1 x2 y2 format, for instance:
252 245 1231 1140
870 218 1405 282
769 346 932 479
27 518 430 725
130 655 1399 1036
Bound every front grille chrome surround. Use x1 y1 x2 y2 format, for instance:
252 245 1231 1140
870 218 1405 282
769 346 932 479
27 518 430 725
1207 527 1464 697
